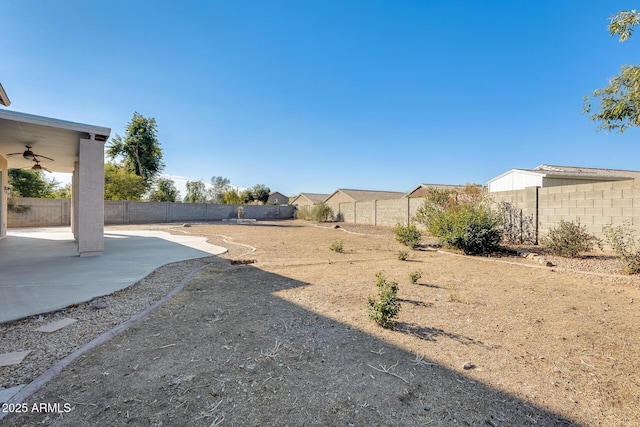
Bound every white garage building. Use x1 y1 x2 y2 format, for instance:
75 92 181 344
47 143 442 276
487 164 640 193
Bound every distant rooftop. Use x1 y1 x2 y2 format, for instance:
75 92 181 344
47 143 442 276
329 189 406 202
532 164 640 179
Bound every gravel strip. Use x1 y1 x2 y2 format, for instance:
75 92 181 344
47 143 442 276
0 256 218 391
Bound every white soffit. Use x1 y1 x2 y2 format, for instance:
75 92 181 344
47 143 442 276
0 110 111 173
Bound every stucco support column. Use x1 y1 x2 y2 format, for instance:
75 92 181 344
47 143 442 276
71 162 79 241
0 155 7 240
76 137 104 256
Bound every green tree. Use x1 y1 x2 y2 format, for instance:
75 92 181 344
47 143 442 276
184 180 208 203
210 176 230 204
240 188 255 204
222 188 243 204
415 184 501 255
106 112 165 184
147 177 180 202
251 184 271 204
104 162 147 200
584 9 640 132
7 169 58 198
52 183 72 199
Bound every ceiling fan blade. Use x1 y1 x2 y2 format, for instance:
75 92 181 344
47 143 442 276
5 152 24 157
33 154 54 162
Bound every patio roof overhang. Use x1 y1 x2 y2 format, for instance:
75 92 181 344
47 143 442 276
0 109 111 256
0 109 110 173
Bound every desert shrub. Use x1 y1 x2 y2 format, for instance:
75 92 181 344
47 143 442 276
311 202 334 222
448 287 468 304
295 206 311 220
330 240 344 253
542 220 601 258
416 184 502 255
393 223 422 249
368 272 401 329
397 250 409 261
409 270 422 284
603 224 640 274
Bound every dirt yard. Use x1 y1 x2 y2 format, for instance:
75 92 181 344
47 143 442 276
4 220 640 426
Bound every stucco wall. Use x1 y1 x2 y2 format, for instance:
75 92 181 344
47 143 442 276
0 156 7 238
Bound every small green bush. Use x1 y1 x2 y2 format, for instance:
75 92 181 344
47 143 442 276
409 270 422 284
397 250 409 261
603 224 640 274
542 220 601 258
415 185 502 255
429 204 502 254
295 206 311 220
330 240 344 253
368 272 401 329
311 202 334 222
393 223 422 249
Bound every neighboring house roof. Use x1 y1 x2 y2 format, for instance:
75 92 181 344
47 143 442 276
0 83 11 107
289 193 330 205
406 183 464 198
326 189 406 203
488 164 640 185
267 191 288 204
532 164 640 180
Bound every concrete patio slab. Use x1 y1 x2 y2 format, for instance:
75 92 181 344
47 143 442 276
0 227 226 323
34 318 77 333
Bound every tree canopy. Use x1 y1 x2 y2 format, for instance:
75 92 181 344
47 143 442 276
240 184 271 204
8 169 59 198
104 162 147 200
222 188 243 204
184 180 208 203
147 177 180 202
210 176 230 204
107 112 165 183
584 9 640 132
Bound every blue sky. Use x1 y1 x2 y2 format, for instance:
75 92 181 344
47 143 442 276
3 1 640 196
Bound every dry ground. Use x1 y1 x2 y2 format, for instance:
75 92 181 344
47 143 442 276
4 220 640 426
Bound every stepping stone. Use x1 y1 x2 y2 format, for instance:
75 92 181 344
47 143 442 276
35 318 77 333
0 350 31 367
0 384 25 403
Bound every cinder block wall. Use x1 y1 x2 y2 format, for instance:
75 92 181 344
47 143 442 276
7 198 70 227
328 202 354 223
538 179 640 238
376 199 408 226
105 202 295 224
326 198 425 226
8 199 295 227
354 201 375 224
491 179 640 241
